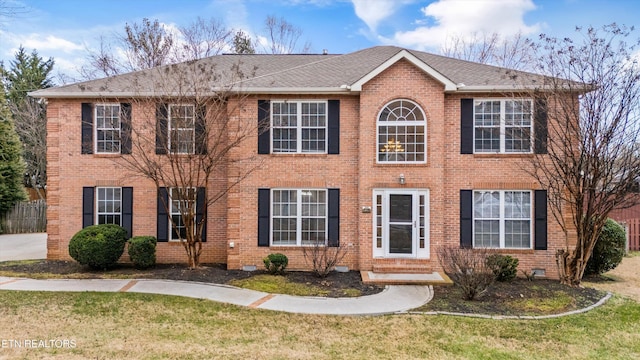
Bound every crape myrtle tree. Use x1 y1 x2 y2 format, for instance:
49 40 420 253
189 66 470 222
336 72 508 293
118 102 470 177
113 60 264 269
526 24 640 286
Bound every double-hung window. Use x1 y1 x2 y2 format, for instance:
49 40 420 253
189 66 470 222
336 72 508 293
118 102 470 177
377 99 427 163
96 187 122 225
473 190 532 249
169 105 195 154
170 187 196 241
271 101 327 153
271 189 327 246
95 104 121 153
474 99 533 153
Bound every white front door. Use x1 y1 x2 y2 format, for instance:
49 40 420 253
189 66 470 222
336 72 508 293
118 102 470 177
373 189 429 258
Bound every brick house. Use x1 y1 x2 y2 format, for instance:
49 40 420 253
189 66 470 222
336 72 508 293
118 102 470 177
31 46 563 277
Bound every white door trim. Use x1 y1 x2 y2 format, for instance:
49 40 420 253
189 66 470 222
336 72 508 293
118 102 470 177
373 189 430 259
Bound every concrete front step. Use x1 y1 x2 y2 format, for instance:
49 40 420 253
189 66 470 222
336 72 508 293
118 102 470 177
361 271 453 286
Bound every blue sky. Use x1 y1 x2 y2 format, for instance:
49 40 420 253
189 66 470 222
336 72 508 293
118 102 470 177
1 0 638 82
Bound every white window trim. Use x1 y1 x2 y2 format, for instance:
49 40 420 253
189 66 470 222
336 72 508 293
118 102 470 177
168 104 195 154
473 98 534 154
169 187 196 242
270 188 328 246
472 190 533 249
95 186 122 225
376 99 427 164
270 100 328 154
94 104 121 154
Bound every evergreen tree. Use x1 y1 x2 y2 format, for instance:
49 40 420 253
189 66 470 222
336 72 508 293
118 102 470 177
0 95 26 215
232 30 255 54
2 46 54 105
1 46 53 194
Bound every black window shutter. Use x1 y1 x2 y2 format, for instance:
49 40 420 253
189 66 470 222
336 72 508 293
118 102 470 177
157 187 169 242
81 103 93 154
534 190 548 250
460 99 474 154
257 100 270 154
460 190 473 248
195 106 207 155
258 188 270 246
156 103 168 155
196 187 207 242
328 188 340 247
534 98 548 154
120 103 132 154
328 100 340 154
122 187 133 238
82 187 94 228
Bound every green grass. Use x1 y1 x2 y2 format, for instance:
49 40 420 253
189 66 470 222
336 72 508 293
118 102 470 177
228 274 330 296
0 291 638 359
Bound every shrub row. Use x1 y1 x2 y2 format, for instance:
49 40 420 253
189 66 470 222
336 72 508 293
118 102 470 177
68 224 156 270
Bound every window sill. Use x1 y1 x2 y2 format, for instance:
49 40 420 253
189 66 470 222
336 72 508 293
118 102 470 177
269 153 329 158
91 153 122 158
475 248 535 254
374 163 427 168
473 153 534 158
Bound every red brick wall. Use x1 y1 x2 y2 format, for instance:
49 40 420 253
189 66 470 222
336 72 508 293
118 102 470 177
46 59 567 278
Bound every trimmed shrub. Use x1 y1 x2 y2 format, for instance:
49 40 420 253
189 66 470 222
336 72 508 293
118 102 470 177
68 224 128 270
586 218 626 275
128 236 157 269
263 253 288 275
437 246 495 300
486 254 519 282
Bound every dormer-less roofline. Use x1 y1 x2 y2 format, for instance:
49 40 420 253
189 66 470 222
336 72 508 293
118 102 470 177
350 49 458 92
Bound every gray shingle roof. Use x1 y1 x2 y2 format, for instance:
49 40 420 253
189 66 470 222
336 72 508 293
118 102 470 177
30 46 551 98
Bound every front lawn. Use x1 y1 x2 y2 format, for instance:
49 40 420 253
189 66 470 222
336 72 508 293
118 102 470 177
0 291 638 359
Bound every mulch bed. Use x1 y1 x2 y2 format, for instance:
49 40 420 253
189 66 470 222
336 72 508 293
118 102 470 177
0 260 382 298
421 278 607 316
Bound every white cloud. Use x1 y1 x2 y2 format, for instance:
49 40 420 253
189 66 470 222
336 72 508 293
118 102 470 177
381 0 541 51
9 33 84 53
351 0 414 31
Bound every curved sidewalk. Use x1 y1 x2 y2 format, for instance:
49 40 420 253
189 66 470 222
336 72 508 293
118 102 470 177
0 277 433 316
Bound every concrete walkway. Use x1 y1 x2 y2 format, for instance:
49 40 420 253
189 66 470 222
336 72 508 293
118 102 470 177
0 277 433 316
0 233 47 261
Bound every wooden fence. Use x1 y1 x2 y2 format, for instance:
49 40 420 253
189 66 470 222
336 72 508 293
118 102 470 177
620 219 640 252
0 200 47 234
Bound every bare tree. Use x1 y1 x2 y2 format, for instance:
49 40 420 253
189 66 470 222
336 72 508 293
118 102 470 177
175 17 232 61
82 36 123 79
113 60 263 269
9 98 46 197
262 15 311 54
441 32 536 70
122 18 174 71
526 24 640 286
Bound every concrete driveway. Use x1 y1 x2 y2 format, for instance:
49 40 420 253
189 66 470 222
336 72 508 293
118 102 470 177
0 233 47 262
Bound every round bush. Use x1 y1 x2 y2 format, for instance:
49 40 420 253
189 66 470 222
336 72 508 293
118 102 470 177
128 236 157 269
68 224 128 270
585 218 626 275
263 253 288 275
486 254 519 282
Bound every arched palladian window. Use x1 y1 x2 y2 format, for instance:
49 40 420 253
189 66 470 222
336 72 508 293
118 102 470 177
377 99 426 163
